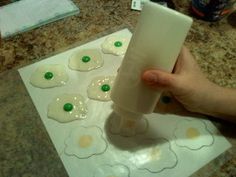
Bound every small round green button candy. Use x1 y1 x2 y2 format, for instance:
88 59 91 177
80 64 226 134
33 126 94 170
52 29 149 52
82 56 91 63
101 84 110 92
44 72 54 80
114 41 122 47
63 103 74 112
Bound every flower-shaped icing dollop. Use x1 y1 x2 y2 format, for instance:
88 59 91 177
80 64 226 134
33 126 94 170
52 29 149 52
87 76 116 101
101 36 130 56
69 49 103 71
47 94 88 123
94 164 130 177
131 138 177 173
65 126 107 159
174 119 214 150
30 64 68 88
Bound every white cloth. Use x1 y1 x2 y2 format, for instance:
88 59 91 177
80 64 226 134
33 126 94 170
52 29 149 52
0 0 79 38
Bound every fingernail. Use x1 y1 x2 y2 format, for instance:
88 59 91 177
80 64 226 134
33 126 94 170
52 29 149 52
145 72 157 83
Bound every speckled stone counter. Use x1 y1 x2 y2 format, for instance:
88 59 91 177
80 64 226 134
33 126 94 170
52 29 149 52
0 0 236 177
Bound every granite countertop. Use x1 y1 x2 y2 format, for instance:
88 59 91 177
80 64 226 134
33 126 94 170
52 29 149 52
0 0 235 177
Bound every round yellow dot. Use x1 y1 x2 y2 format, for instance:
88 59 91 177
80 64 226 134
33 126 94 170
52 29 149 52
78 135 93 148
186 127 200 139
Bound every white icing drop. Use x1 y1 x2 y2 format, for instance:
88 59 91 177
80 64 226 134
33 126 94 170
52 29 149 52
87 76 116 101
47 94 87 123
101 36 130 56
30 64 68 88
69 49 103 71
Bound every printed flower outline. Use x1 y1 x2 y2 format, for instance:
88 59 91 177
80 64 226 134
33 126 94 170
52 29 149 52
101 36 130 56
47 94 88 123
64 126 108 159
174 119 214 150
68 49 104 71
93 164 130 177
87 76 116 101
30 64 68 88
131 138 178 173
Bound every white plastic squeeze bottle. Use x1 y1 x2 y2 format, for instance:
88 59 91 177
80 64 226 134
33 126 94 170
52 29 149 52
111 2 193 121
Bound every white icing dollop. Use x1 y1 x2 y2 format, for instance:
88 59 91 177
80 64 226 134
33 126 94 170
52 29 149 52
69 49 103 71
87 76 116 101
47 94 88 123
101 36 130 56
30 64 68 88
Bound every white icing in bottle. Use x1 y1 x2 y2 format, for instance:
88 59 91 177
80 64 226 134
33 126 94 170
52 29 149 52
111 2 192 128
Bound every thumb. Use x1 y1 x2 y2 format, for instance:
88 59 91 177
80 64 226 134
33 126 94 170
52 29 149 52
142 70 178 91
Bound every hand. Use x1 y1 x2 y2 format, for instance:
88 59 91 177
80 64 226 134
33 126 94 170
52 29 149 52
141 46 223 116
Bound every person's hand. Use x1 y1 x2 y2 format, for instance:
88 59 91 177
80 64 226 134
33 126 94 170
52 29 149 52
141 46 221 115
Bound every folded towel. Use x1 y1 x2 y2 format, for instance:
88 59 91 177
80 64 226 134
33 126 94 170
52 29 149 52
0 0 79 38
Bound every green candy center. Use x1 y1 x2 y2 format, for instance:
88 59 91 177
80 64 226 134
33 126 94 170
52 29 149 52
82 56 91 63
101 84 110 92
114 41 122 47
63 103 73 112
44 72 54 80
